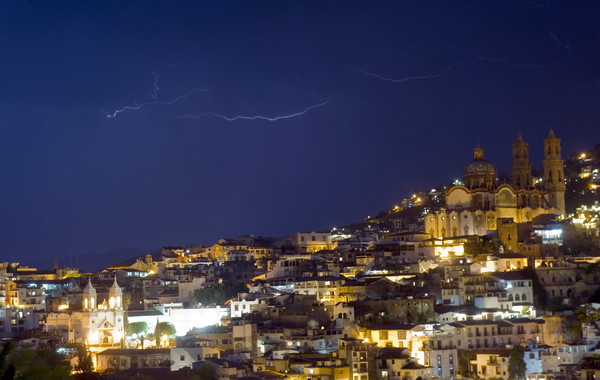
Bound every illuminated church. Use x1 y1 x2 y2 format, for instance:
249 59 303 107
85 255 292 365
45 278 125 353
425 130 565 239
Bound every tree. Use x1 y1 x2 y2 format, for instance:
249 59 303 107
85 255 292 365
127 321 149 349
508 346 526 380
154 322 177 347
74 343 95 378
176 363 218 380
122 291 132 311
0 345 72 380
526 268 547 311
456 349 476 378
464 236 497 256
192 283 247 307
127 321 148 335
0 341 15 379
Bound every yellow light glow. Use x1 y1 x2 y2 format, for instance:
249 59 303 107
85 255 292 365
88 331 99 344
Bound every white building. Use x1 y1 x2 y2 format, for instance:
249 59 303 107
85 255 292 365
45 278 125 353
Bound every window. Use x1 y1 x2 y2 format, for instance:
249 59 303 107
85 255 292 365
180 355 185 361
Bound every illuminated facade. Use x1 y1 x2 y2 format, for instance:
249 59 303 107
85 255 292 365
425 131 565 239
45 278 125 353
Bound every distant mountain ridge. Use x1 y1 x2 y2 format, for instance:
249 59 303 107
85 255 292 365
30 247 154 273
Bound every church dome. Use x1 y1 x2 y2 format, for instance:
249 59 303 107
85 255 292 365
464 146 497 190
465 159 496 177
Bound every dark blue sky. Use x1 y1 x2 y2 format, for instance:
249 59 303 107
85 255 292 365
2 1 600 263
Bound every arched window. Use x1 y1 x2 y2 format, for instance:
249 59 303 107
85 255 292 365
522 294 527 301
515 294 520 301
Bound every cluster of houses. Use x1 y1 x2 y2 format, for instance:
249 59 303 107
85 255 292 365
1 133 600 379
1 225 600 380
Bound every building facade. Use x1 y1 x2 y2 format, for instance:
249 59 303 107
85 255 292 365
426 131 566 239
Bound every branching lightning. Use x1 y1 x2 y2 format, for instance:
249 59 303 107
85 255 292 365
103 64 330 123
550 33 573 54
149 63 179 99
175 99 330 122
101 87 212 118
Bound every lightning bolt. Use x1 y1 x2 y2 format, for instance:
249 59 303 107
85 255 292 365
350 54 583 84
175 99 330 122
101 87 212 118
149 63 179 99
475 54 581 68
349 57 481 83
562 79 600 91
550 33 573 54
279 87 328 102
502 0 551 7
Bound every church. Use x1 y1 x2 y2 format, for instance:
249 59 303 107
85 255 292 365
424 130 565 239
45 278 125 353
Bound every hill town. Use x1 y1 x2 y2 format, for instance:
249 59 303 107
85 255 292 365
1 131 600 380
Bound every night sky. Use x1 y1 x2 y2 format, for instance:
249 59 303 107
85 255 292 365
2 1 600 264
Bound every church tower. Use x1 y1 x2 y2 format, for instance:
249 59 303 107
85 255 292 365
543 129 566 215
108 278 123 310
512 134 532 189
82 279 97 310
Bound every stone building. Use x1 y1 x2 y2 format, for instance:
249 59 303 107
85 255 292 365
425 131 565 239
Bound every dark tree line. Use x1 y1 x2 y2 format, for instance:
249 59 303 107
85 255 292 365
193 282 247 307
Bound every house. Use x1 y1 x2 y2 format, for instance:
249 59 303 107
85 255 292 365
470 349 511 380
374 347 433 380
95 348 170 373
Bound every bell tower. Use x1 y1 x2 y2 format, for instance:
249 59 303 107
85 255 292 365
512 134 532 189
82 278 97 310
543 129 566 215
108 278 123 310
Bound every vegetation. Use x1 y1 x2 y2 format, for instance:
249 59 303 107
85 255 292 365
154 322 177 347
74 343 95 378
127 321 148 335
464 236 497 256
526 268 548 311
176 364 217 380
127 321 149 348
0 341 72 380
192 282 247 307
456 349 475 378
508 346 526 380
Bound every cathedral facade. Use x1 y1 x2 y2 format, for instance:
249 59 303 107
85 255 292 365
425 130 566 239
